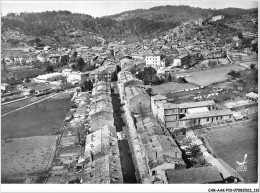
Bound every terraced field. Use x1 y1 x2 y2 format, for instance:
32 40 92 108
206 121 258 183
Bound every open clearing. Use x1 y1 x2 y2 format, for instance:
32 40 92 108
205 121 258 183
1 136 56 178
1 92 72 139
177 65 244 86
152 82 198 95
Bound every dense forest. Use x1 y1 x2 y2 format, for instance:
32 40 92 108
1 6 257 41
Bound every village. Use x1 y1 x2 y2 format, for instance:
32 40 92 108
1 13 258 184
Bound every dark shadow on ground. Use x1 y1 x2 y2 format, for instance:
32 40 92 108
111 93 137 183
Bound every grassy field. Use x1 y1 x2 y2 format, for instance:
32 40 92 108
177 65 245 86
1 92 72 139
152 82 198 95
205 121 258 183
1 136 56 179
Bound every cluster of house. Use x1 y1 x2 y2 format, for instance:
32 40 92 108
116 68 244 183
152 98 233 131
47 79 123 183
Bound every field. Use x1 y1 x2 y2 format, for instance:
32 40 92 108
152 82 198 95
1 136 56 178
176 65 245 86
1 92 72 139
204 120 258 183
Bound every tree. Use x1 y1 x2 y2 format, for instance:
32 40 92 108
228 70 240 78
177 77 187 83
77 57 85 72
82 80 93 91
116 65 121 74
139 66 157 85
152 74 161 85
237 32 243 39
250 63 255 69
70 51 77 62
45 65 53 73
167 73 172 82
191 145 201 158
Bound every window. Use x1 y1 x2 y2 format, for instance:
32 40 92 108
152 170 156 176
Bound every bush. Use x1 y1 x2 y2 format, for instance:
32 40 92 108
228 70 240 78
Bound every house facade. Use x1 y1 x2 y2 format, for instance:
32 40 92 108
145 54 164 69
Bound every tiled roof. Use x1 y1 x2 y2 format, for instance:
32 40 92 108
125 86 149 100
81 154 123 184
84 125 119 164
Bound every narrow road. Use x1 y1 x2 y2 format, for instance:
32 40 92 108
1 93 60 117
111 90 137 183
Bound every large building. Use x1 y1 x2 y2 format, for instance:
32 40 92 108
62 69 89 84
145 54 165 69
172 54 191 67
154 100 232 130
34 72 63 83
178 109 233 128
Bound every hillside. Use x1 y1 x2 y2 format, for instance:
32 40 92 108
107 5 212 22
1 6 257 48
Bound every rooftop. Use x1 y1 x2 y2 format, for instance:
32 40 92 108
165 166 223 184
89 113 114 132
82 154 123 184
89 100 113 116
84 125 119 164
181 109 233 120
148 154 185 169
125 86 149 100
204 155 240 180
151 95 167 101
246 92 258 99
177 100 215 109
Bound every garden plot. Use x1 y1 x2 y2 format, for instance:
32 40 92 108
205 121 258 183
1 136 57 178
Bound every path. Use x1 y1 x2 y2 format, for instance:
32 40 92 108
1 93 60 117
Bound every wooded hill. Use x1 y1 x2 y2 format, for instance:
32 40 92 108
1 6 257 43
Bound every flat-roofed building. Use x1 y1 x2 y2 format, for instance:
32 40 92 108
156 100 216 130
179 109 233 128
172 54 190 67
35 72 63 83
146 54 164 69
